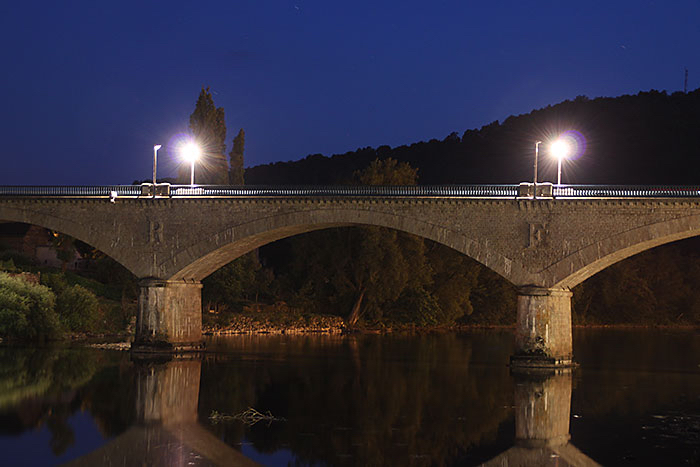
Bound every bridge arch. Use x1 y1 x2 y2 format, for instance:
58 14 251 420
162 207 532 283
544 214 700 289
0 203 137 276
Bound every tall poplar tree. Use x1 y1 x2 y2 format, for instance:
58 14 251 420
179 87 229 184
229 129 245 185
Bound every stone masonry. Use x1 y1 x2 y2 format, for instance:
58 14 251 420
2 195 699 361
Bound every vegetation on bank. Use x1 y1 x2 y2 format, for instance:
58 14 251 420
0 250 137 341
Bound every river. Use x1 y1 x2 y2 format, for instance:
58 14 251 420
0 329 697 466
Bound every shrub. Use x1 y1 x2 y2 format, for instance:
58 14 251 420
41 272 69 295
56 285 101 332
0 272 60 340
0 258 17 272
0 250 35 268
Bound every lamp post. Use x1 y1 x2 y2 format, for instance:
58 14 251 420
152 144 162 188
534 140 542 187
550 139 572 186
181 142 201 187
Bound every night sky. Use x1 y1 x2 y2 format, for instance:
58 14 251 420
2 1 698 185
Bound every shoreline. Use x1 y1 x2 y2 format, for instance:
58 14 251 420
11 322 693 351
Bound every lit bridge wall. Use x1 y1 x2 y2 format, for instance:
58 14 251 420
2 185 700 365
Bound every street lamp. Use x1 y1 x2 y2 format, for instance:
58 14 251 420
152 144 162 188
181 142 201 186
550 139 572 186
534 140 542 186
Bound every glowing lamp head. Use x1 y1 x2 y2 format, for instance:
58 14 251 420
550 139 572 160
181 142 201 163
154 144 162 151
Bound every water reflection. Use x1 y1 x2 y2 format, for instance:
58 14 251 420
200 333 515 465
484 370 599 466
0 331 697 465
64 357 258 466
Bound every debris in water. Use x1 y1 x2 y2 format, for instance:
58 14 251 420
209 408 286 426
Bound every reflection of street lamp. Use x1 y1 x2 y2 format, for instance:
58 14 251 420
152 145 162 188
181 142 201 186
550 139 572 186
534 141 542 186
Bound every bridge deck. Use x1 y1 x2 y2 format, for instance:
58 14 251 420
1 184 700 199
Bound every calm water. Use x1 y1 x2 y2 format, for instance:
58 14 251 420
0 329 698 466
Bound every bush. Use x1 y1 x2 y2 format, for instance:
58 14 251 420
56 285 101 332
41 273 69 295
0 272 60 340
0 258 17 272
0 250 35 268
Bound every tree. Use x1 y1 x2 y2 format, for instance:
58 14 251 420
202 252 272 312
179 87 229 185
56 285 101 332
425 242 479 323
229 128 245 185
51 232 75 272
265 158 435 327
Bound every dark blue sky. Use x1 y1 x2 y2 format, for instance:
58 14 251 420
2 1 698 185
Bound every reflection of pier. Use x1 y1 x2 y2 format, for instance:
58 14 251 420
64 358 258 467
484 370 599 466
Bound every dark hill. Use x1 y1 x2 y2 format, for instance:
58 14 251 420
246 89 700 185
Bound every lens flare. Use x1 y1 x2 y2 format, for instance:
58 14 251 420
556 130 586 161
180 141 201 163
550 140 571 160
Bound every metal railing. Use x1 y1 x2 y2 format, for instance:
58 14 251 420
0 184 519 198
0 185 142 197
552 185 700 198
169 184 519 197
1 184 700 199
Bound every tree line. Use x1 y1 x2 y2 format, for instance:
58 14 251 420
195 87 700 327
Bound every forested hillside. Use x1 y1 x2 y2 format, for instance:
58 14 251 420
241 89 700 327
247 89 700 186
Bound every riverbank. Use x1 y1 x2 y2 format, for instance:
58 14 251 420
203 311 345 335
72 321 698 352
82 321 700 342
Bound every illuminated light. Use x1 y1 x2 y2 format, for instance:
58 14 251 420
180 141 202 186
557 130 586 160
550 139 572 160
549 133 583 186
181 142 201 163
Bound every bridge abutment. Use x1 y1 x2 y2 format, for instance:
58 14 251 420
511 287 574 368
131 279 204 354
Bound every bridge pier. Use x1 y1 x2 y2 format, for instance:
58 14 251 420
511 287 574 368
131 279 204 355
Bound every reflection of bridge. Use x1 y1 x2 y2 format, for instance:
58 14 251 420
484 369 599 466
3 184 700 366
63 358 259 467
63 356 598 466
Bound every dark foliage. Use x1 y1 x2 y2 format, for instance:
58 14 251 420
247 89 700 186
239 90 700 326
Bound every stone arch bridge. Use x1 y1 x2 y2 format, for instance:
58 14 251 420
2 184 699 367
